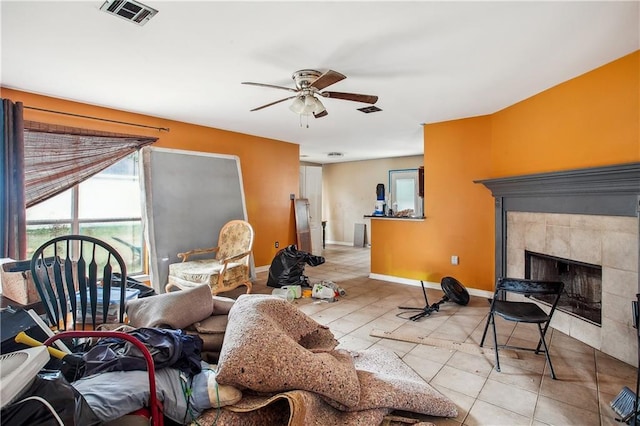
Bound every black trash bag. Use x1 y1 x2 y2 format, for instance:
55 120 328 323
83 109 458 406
267 245 325 288
112 272 157 298
0 370 101 426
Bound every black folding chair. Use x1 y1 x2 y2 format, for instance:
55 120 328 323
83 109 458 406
480 277 564 379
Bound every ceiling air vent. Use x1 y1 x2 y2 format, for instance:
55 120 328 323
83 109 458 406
357 106 382 114
100 0 158 26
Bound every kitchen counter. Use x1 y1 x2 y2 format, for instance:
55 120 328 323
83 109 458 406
363 215 425 221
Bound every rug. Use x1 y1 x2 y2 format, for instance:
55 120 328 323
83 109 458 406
196 295 458 425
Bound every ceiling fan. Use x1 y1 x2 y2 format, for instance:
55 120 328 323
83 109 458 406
242 69 378 118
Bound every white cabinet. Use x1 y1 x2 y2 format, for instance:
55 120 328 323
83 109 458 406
299 166 323 255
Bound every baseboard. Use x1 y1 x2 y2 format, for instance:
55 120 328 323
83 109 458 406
255 265 270 273
368 273 493 299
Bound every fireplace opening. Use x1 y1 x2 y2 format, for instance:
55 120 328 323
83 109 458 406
524 250 602 325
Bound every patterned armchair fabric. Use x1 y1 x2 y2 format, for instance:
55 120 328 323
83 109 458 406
166 220 254 295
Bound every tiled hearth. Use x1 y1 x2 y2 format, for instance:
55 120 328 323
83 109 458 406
506 212 639 365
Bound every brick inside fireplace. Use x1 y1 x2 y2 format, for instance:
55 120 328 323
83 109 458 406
525 250 602 325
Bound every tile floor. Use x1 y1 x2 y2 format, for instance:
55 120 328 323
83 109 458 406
233 244 638 426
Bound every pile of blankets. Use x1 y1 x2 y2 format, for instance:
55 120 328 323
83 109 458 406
126 283 234 363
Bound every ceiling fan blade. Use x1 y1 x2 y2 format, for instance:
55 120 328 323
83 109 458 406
310 70 346 90
242 82 298 93
313 110 328 119
321 91 378 104
250 96 298 111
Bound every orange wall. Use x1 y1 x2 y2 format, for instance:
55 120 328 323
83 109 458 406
1 88 300 269
371 116 495 290
491 51 639 175
371 50 639 292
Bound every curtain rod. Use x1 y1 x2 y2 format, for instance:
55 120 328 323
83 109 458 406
24 106 170 132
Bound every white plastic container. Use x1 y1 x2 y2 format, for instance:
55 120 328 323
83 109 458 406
271 288 295 302
281 285 301 299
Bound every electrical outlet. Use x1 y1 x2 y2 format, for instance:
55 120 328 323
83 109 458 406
275 241 279 248
451 255 459 265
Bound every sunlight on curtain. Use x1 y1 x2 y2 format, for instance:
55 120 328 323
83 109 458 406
23 121 156 207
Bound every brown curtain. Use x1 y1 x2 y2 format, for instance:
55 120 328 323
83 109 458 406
23 121 157 207
1 99 27 259
1 106 158 259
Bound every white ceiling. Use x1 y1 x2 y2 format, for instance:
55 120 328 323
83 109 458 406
1 1 638 164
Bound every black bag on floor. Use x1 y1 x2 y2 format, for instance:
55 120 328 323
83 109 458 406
0 371 101 426
267 245 325 288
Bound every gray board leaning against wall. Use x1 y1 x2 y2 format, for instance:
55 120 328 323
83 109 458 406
141 147 250 293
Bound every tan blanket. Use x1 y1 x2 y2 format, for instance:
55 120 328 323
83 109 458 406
202 295 457 425
126 284 214 329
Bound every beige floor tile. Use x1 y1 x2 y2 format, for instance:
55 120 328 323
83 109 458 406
534 395 601 425
465 399 531 426
431 365 487 399
531 420 551 426
539 374 599 412
596 351 638 379
369 336 417 357
328 316 365 334
598 370 637 397
402 352 446 381
430 384 476 423
551 356 598 389
405 341 456 365
477 378 538 418
445 351 495 378
551 329 598 355
487 362 543 393
253 245 638 426
336 334 375 352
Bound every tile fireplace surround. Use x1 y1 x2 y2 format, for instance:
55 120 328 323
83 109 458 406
507 211 637 364
477 162 640 366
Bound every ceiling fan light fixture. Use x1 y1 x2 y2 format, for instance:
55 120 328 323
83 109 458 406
302 96 317 115
289 96 306 114
313 97 326 114
290 95 322 116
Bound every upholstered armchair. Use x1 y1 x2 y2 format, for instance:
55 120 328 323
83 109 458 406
165 220 254 295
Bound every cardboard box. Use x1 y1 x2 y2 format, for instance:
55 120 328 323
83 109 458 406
0 261 40 305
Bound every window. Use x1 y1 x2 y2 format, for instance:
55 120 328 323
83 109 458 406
26 152 144 274
389 168 424 217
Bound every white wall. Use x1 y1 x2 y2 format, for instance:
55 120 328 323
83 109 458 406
322 156 423 245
